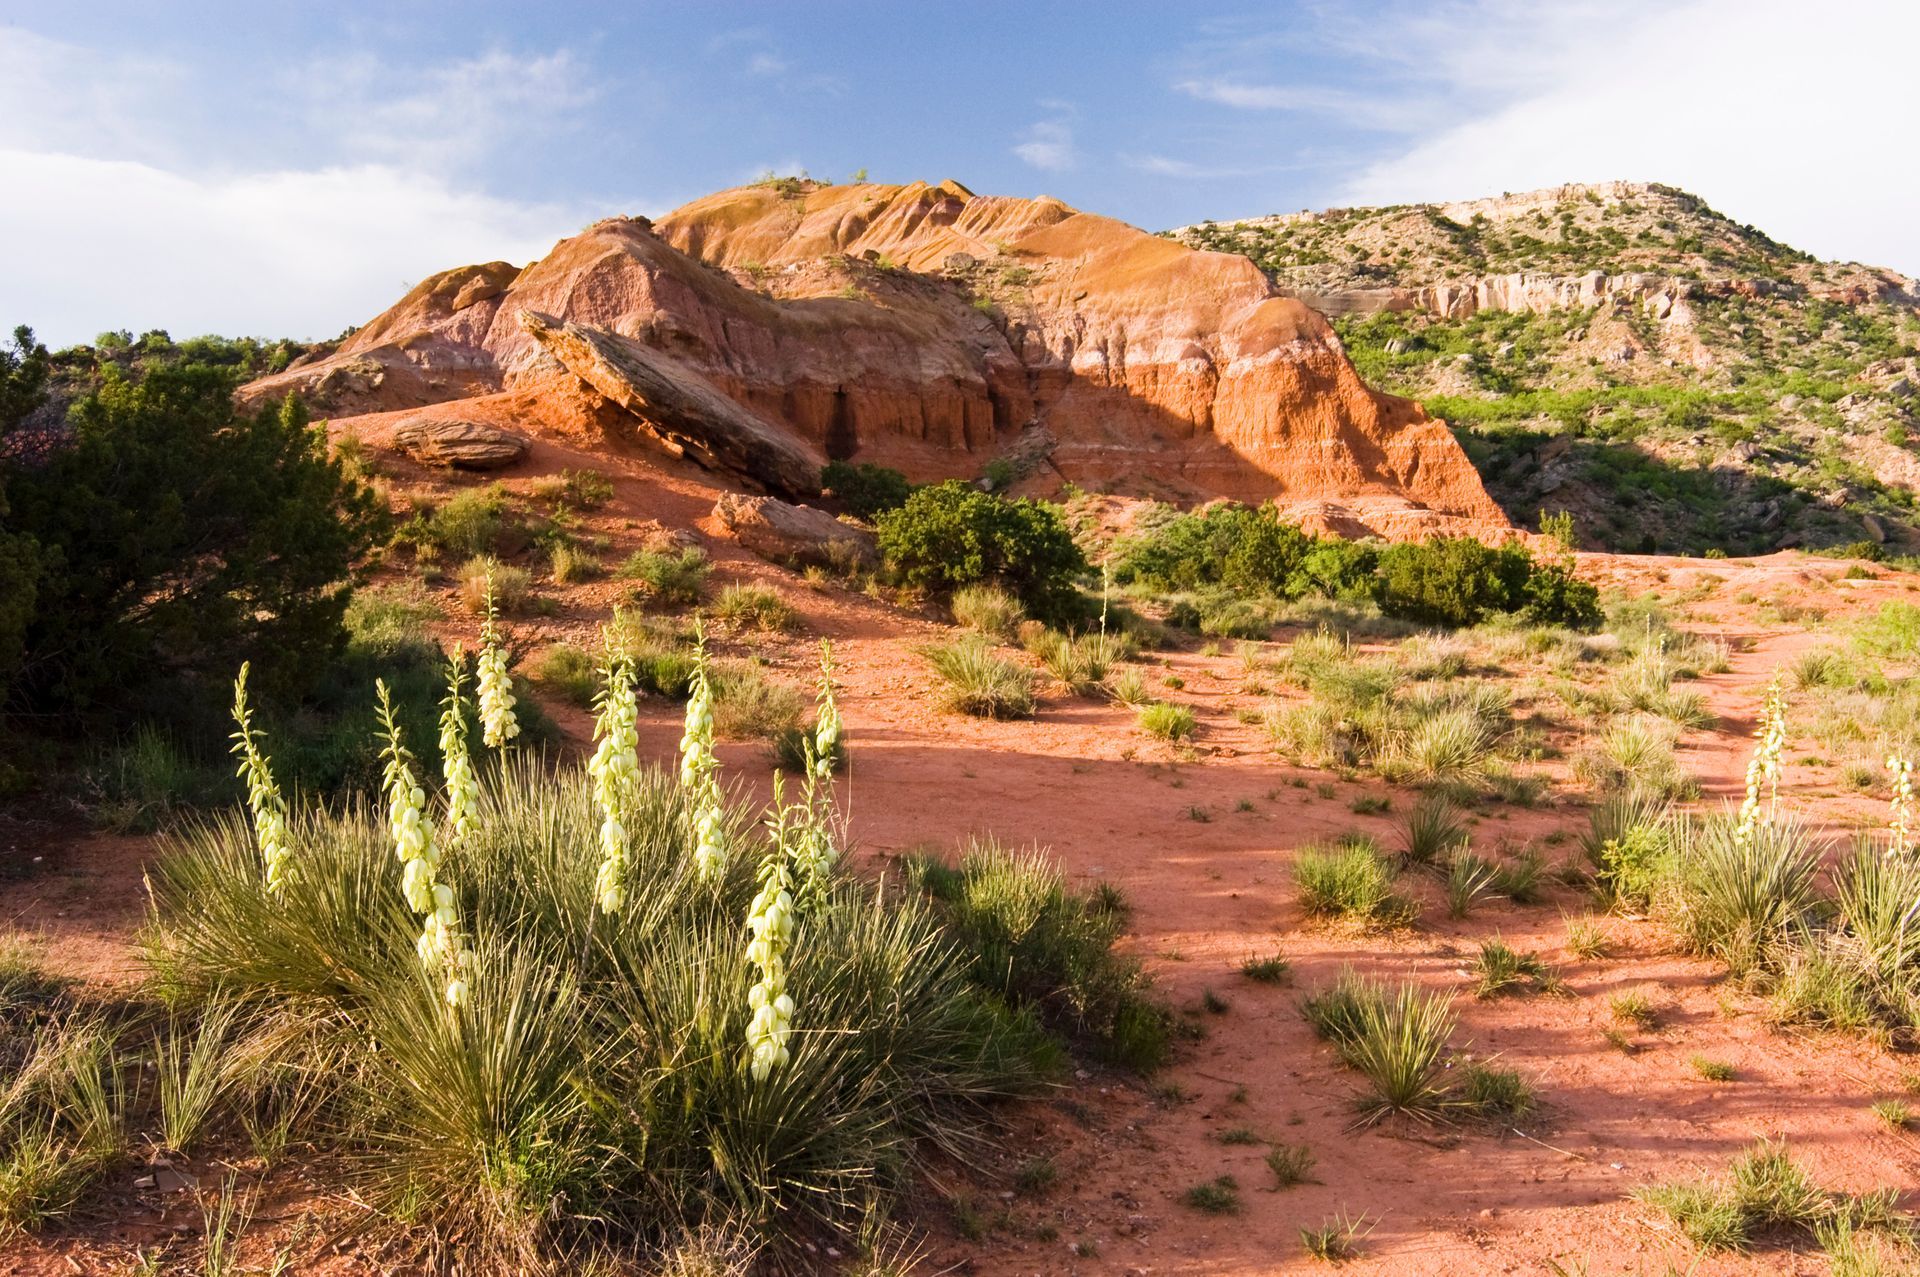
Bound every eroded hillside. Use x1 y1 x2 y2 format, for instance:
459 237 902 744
1173 182 1920 555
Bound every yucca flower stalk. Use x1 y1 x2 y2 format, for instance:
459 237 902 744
679 622 725 881
792 640 842 911
228 662 292 896
587 656 642 912
745 774 798 1081
1735 673 1788 846
376 680 471 1009
439 648 480 856
1887 751 1915 858
476 572 520 749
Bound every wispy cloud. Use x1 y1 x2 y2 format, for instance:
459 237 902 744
296 48 600 176
707 29 844 95
1173 78 1426 132
1121 152 1319 181
1013 104 1079 172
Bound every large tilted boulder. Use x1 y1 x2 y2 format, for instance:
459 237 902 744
521 310 822 497
392 418 529 470
713 493 877 569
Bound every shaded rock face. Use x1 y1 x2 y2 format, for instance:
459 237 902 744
243 181 1507 536
391 418 529 470
712 493 878 569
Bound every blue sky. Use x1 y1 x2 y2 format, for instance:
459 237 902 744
3 1 1915 344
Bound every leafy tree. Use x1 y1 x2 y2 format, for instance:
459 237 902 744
1 334 384 715
876 481 1085 618
821 460 912 520
0 327 51 695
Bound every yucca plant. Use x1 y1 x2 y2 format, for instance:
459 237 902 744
1293 840 1417 928
923 637 1036 719
1670 813 1819 976
1335 981 1457 1127
1400 793 1466 866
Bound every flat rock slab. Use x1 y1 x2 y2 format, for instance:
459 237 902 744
714 493 877 569
392 418 529 470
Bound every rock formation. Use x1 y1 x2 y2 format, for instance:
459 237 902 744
712 493 878 569
391 418 528 470
245 180 1510 537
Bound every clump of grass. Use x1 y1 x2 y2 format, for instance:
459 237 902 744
1609 988 1661 1030
1300 1211 1369 1262
1265 1142 1317 1188
1690 1056 1736 1082
1109 667 1150 706
459 555 531 613
1633 1139 1907 1255
1870 1099 1911 1129
715 583 794 632
1472 937 1561 999
1490 848 1548 904
1137 701 1196 741
1183 1176 1241 1214
1459 1062 1535 1120
1563 914 1611 960
923 637 1036 718
906 839 1167 1070
1400 793 1466 865
548 540 602 584
1292 839 1417 928
1215 1126 1259 1145
1241 955 1292 985
709 665 805 740
1445 851 1500 919
618 544 710 606
1302 974 1456 1125
951 584 1024 639
1574 715 1696 800
1040 630 1131 696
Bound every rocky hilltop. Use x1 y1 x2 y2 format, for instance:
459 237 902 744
1176 183 1920 554
245 179 1506 539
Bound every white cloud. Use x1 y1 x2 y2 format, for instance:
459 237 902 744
0 150 588 346
297 49 600 176
1334 0 1920 273
0 29 188 162
1173 78 1426 132
1013 118 1077 172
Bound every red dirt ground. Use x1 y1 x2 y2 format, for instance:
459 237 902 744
4 437 1918 1276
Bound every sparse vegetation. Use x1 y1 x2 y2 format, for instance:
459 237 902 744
923 636 1037 718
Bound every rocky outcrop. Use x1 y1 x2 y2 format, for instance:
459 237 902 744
245 179 1512 538
712 493 878 569
391 418 528 470
519 311 822 495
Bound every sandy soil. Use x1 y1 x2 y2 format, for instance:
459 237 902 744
4 438 1918 1276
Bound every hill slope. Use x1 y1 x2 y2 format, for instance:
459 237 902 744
243 179 1506 539
1173 182 1920 554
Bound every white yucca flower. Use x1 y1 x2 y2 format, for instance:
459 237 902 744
744 783 798 1081
588 658 642 912
376 679 470 1010
439 649 480 855
1887 752 1915 858
476 574 520 749
792 640 842 910
680 625 725 881
228 662 292 895
1736 673 1788 846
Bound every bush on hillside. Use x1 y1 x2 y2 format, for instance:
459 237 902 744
820 460 912 520
0 326 386 715
877 480 1085 618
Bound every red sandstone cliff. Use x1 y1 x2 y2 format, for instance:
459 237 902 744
244 179 1508 537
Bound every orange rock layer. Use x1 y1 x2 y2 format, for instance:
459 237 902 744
245 180 1508 536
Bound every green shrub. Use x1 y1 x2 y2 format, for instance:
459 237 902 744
619 546 711 607
710 665 805 740
1375 537 1599 630
906 840 1165 1069
876 481 1085 618
533 644 599 708
821 461 911 520
417 484 522 558
1110 503 1310 594
548 541 601 584
0 332 386 714
923 636 1036 718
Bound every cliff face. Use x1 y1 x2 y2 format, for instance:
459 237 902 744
245 180 1508 536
